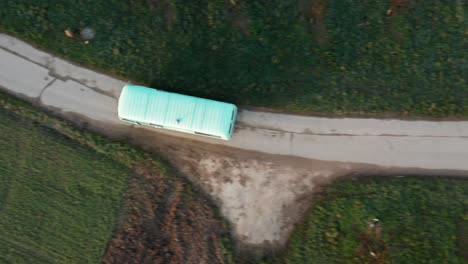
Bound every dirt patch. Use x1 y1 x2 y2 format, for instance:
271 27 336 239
102 161 233 264
123 127 468 253
126 127 385 251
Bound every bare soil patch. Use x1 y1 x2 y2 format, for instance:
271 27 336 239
123 127 468 254
126 128 383 250
102 161 232 264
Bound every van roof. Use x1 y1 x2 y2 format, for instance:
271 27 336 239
118 85 237 138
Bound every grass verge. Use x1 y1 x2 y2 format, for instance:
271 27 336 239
0 101 130 263
261 176 468 263
0 0 466 117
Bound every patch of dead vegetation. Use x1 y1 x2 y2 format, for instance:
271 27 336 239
101 161 233 264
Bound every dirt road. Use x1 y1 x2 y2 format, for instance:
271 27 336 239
1 33 467 249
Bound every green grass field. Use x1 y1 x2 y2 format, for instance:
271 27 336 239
262 177 468 264
0 110 130 263
0 92 235 263
0 0 466 117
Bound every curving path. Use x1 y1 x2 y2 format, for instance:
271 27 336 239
1 33 468 171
